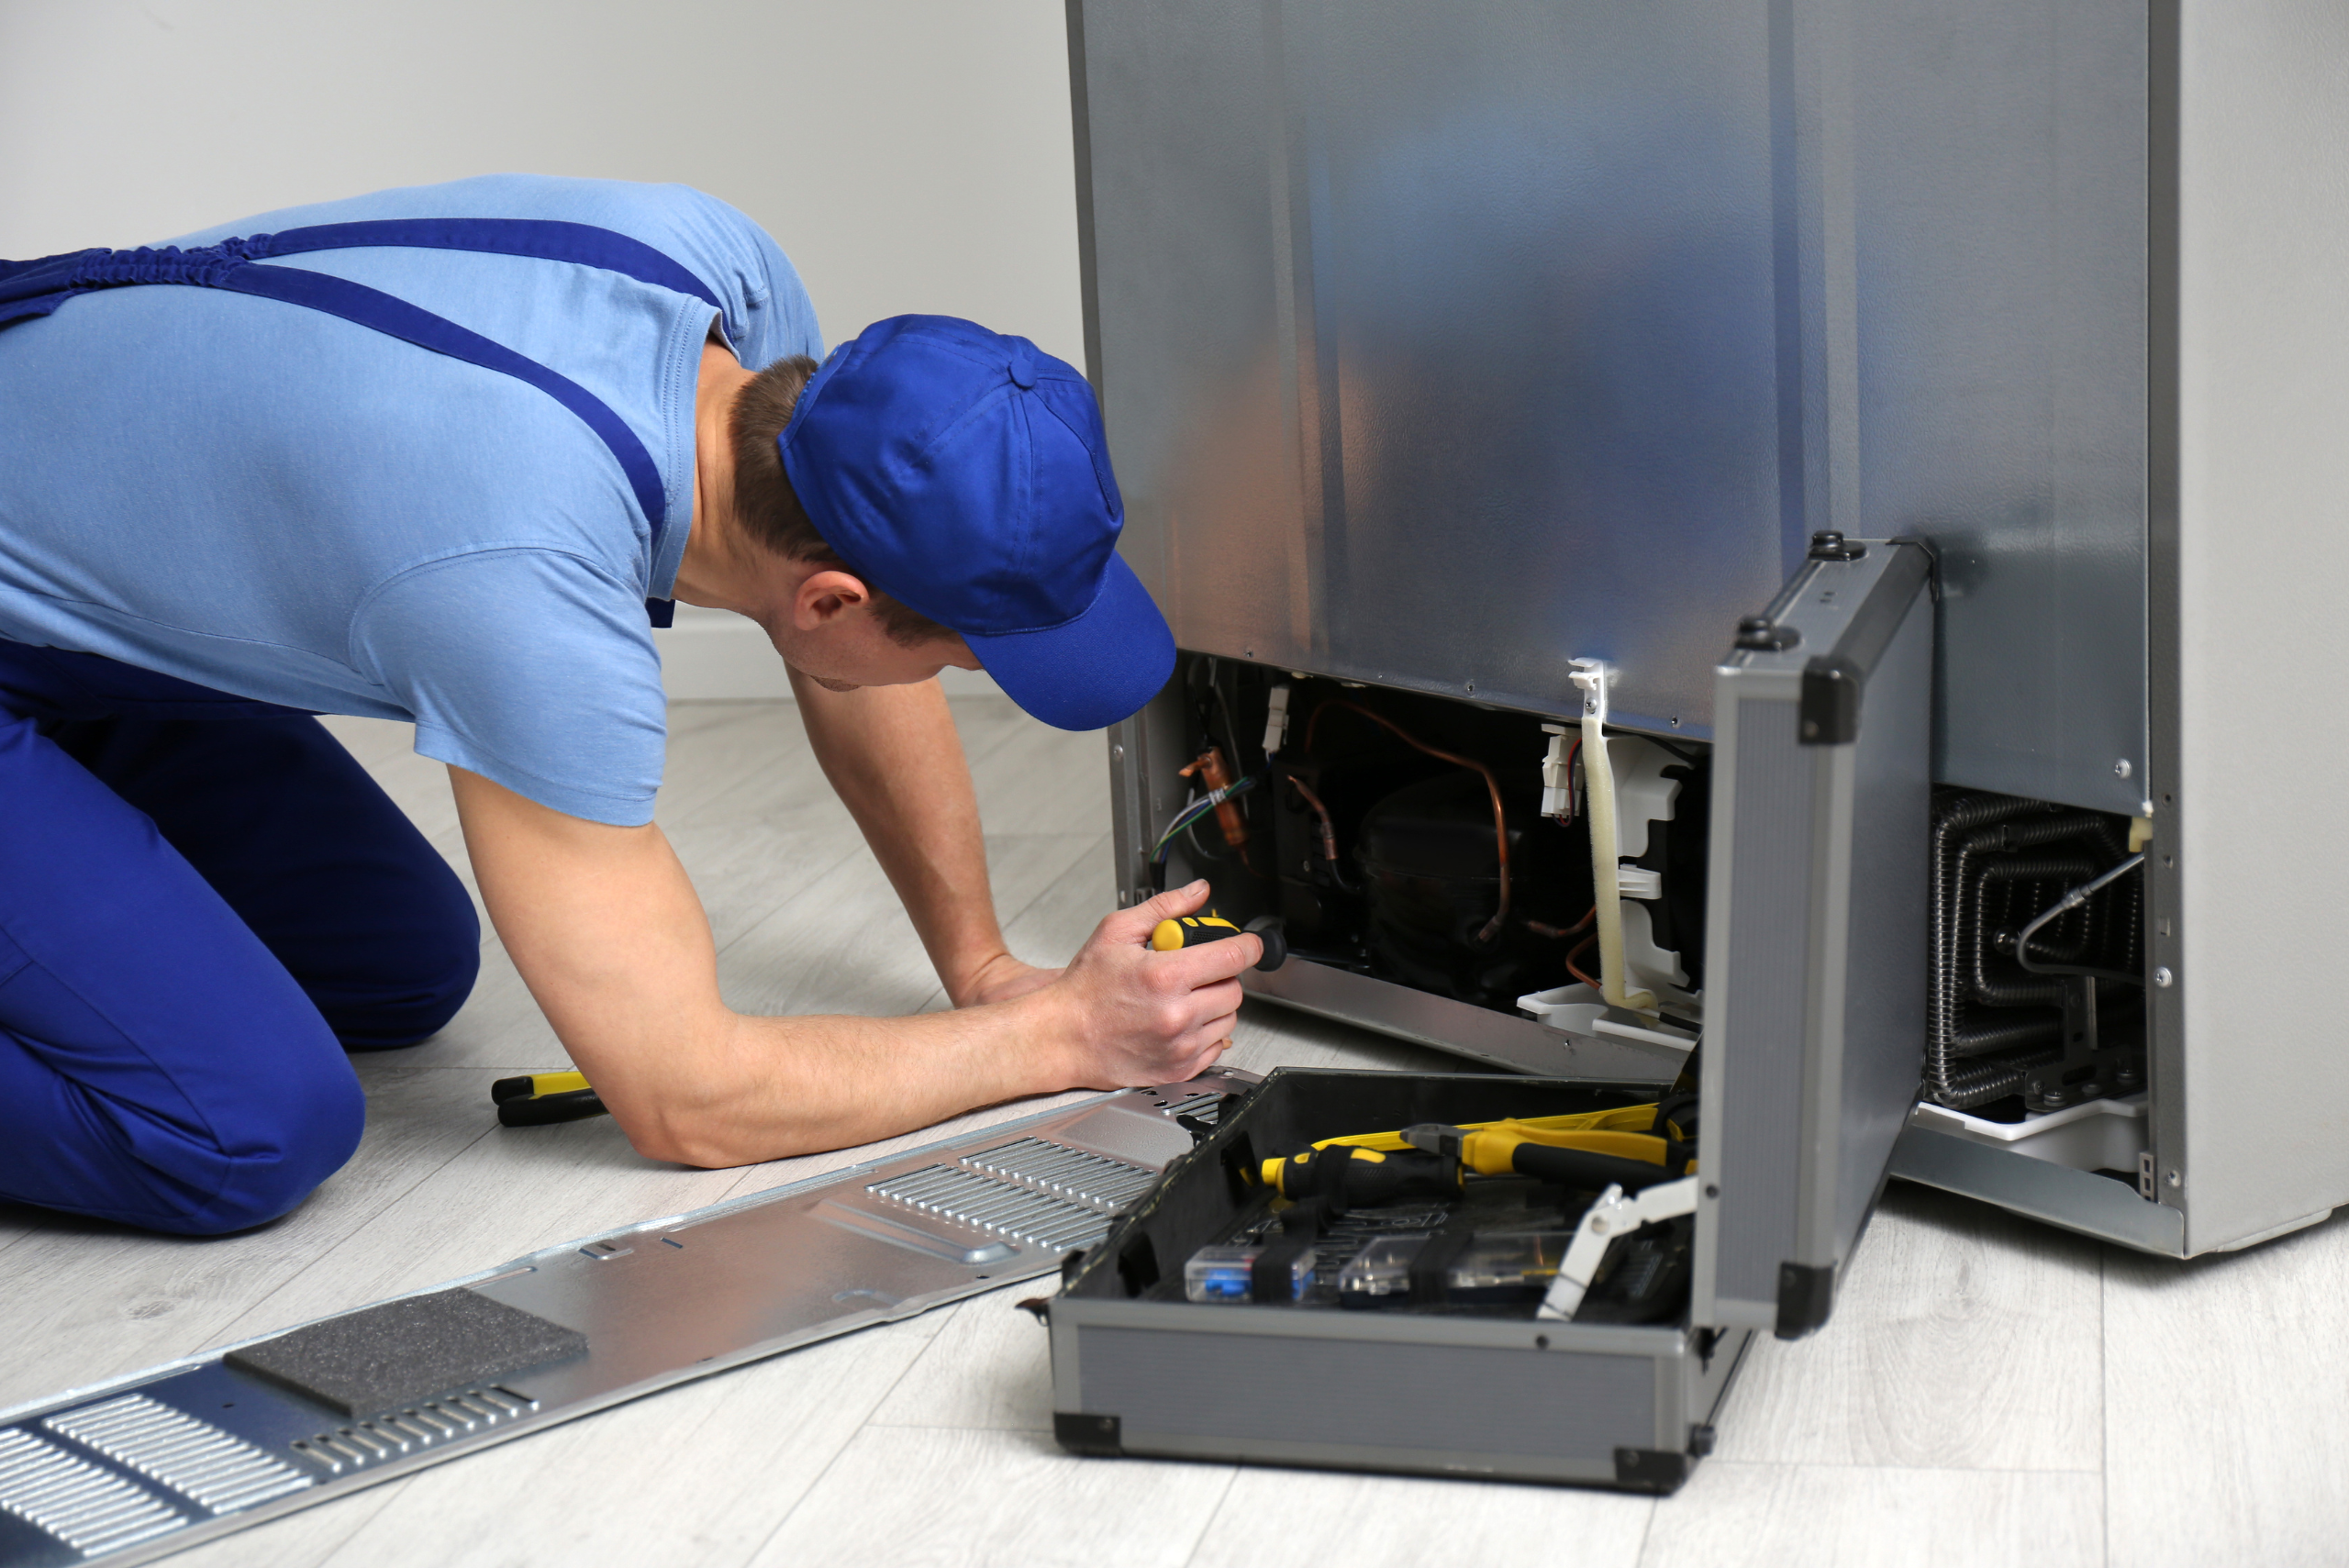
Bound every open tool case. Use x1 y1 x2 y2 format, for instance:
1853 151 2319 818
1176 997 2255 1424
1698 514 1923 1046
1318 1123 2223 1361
1050 1069 1731 1491
1049 543 1935 1493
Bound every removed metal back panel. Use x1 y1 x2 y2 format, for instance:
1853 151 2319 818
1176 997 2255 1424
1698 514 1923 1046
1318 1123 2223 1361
0 1073 1251 1568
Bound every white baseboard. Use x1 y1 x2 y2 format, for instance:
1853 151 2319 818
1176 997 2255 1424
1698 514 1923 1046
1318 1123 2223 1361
653 606 1002 700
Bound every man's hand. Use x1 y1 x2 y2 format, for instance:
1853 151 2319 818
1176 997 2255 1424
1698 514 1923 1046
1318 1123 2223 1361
1033 879 1257 1088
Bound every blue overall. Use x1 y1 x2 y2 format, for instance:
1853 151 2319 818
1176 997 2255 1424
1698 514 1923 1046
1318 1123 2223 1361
0 221 717 1234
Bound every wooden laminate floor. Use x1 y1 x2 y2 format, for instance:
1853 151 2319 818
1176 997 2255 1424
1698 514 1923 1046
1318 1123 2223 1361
4 697 2339 1567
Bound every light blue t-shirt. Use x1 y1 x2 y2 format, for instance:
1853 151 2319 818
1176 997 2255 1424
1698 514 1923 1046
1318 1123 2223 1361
0 174 820 824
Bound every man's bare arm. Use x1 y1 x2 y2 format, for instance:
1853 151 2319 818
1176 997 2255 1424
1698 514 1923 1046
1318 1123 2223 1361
786 668 1042 1005
450 766 1252 1167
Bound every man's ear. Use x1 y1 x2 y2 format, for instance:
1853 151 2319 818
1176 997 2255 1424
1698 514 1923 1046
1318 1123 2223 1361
794 568 874 631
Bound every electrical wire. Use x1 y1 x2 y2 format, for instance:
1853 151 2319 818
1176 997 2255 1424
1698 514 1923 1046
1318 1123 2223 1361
1208 663 1250 784
1644 735 1705 768
1303 698 1513 942
1206 667 1266 879
1188 662 1256 836
1151 774 1260 864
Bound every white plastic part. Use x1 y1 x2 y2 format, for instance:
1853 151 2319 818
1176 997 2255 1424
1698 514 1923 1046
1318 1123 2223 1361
1907 1095 2147 1173
1608 736 1697 1009
1516 984 1697 1051
1262 684 1291 756
1539 722 1575 819
1537 1175 1701 1320
1614 865 1663 900
1567 659 1658 1015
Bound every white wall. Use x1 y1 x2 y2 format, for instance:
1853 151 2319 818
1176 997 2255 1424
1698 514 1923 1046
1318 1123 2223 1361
0 0 1081 697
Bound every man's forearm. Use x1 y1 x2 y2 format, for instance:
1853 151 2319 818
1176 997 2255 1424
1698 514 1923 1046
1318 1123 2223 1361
452 763 1252 1173
450 762 1074 1164
787 668 1014 1002
627 1000 1074 1166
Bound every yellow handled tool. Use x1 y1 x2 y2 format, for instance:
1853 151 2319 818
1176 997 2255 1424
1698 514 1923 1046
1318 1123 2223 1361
1258 1144 1462 1208
1148 910 1288 970
1304 1103 1687 1162
1260 1101 1696 1199
490 1070 607 1127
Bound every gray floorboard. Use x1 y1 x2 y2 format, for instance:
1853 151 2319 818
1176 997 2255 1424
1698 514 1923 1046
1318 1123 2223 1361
0 695 2311 1563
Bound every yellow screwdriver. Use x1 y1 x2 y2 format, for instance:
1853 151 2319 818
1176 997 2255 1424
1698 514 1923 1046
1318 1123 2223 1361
1148 911 1288 970
490 1070 608 1127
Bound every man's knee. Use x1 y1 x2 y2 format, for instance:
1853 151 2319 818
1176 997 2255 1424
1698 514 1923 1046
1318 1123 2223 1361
318 876 482 1051
0 1018 367 1236
147 1053 366 1235
161 1065 362 1239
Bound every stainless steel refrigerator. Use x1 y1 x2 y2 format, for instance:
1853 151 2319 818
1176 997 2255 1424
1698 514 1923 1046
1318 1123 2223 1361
1053 0 2349 1482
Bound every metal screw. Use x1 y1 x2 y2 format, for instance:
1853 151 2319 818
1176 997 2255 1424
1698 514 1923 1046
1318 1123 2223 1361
1110 744 1124 761
2154 966 2174 988
1243 649 1254 660
2165 1170 2182 1188
1464 681 1476 695
2114 759 2133 778
1669 716 1682 728
1704 1184 1720 1200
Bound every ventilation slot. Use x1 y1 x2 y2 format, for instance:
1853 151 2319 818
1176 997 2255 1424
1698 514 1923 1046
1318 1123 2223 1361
0 1427 184 1557
958 1138 1157 1212
867 1166 1116 1253
1155 1091 1226 1123
45 1394 311 1515
288 1386 537 1477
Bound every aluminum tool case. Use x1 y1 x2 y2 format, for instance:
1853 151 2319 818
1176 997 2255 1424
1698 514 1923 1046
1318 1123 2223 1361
1067 0 2349 1284
1053 1071 1747 1493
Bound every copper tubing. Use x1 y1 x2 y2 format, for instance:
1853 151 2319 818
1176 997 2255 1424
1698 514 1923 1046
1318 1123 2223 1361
1564 931 1602 991
1303 698 1511 943
1289 776 1342 865
1178 746 1249 849
1526 906 1597 942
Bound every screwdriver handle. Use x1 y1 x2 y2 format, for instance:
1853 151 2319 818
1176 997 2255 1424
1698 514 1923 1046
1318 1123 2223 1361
497 1088 607 1128
491 1070 592 1104
492 1070 607 1127
1147 912 1287 970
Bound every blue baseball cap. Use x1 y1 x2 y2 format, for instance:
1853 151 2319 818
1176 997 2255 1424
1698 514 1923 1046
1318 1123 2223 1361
776 315 1175 731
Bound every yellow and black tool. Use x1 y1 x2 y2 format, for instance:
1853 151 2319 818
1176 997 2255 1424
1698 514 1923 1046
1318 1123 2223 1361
1259 1101 1696 1202
490 1070 608 1128
1148 910 1288 970
1258 1143 1462 1210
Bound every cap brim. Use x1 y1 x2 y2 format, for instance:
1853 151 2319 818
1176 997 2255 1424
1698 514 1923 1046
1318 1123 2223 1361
963 552 1175 731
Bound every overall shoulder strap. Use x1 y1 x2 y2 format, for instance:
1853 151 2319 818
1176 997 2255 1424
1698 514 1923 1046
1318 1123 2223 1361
0 219 722 626
244 219 724 310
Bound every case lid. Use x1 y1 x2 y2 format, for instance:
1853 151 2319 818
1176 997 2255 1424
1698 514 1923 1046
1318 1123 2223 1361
1691 539 1934 1337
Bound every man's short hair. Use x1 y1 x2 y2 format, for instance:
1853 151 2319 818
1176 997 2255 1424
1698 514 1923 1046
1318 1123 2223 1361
729 354 952 647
